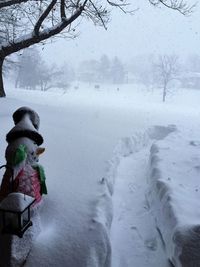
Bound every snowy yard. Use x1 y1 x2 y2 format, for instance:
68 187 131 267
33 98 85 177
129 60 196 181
0 82 200 266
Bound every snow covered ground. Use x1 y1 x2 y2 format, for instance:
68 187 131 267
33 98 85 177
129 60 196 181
0 82 200 266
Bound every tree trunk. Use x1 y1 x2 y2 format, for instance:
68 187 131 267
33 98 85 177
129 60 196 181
163 85 167 102
0 58 6 97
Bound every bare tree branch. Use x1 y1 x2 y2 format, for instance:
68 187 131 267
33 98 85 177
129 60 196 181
60 0 66 20
34 0 57 36
149 0 196 15
88 0 108 29
0 0 28 9
107 0 134 14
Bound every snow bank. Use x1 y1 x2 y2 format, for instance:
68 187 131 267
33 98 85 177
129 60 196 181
109 125 177 266
148 130 200 267
106 130 151 196
107 125 177 193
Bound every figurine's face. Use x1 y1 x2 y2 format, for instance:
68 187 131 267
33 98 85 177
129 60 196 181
27 143 39 164
27 145 45 164
6 137 45 166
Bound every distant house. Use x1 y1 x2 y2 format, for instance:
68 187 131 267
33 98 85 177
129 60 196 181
77 60 100 83
178 72 200 89
125 71 139 84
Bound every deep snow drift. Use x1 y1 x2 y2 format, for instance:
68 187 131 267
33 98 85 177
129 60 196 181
0 82 200 266
148 128 200 267
110 125 176 267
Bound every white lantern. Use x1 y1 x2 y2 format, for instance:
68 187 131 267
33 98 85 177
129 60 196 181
0 192 35 238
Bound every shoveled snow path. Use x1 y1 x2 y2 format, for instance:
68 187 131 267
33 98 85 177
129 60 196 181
111 145 171 267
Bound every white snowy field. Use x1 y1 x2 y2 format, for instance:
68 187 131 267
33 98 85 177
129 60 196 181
1 82 200 266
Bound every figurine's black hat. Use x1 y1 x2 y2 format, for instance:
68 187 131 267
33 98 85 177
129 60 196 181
6 107 43 145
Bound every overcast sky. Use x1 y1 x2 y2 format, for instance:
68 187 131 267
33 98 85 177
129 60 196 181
40 0 200 66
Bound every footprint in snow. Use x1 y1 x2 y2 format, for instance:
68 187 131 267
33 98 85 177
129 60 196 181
145 238 157 251
128 183 137 193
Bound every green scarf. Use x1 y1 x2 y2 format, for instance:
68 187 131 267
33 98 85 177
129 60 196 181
12 144 27 165
32 164 47 195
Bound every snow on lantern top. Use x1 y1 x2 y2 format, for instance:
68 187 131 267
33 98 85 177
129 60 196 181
0 192 35 212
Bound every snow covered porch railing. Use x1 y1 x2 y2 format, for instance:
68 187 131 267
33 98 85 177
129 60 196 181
148 131 200 267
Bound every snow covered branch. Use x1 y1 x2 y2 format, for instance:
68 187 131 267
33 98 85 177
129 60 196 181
1 7 86 56
34 0 57 36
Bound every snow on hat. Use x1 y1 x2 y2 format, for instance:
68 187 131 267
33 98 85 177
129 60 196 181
6 108 43 145
13 106 40 130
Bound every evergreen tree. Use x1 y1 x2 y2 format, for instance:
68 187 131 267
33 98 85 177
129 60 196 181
110 57 125 84
98 54 111 83
16 47 48 90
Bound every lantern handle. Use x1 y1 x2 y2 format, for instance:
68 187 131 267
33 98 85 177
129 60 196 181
0 164 14 192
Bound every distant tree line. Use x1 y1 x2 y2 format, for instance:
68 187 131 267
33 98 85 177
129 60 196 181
14 47 75 91
127 53 200 101
11 49 126 90
6 46 200 103
77 54 126 84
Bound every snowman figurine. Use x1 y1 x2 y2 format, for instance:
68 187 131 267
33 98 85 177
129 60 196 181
0 107 47 204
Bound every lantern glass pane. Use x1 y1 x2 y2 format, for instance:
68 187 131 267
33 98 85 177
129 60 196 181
5 212 19 230
22 209 29 226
